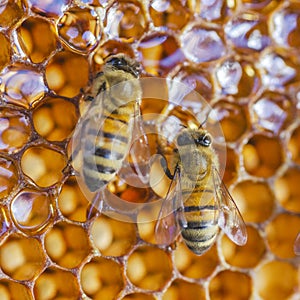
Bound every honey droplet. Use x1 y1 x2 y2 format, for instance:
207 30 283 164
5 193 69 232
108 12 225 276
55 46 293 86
58 7 101 53
0 65 48 108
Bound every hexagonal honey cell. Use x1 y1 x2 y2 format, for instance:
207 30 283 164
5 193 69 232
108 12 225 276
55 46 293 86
0 235 45 281
80 257 124 299
44 222 91 268
1 1 300 299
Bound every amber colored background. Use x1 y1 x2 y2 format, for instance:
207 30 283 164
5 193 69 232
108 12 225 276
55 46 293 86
0 0 299 299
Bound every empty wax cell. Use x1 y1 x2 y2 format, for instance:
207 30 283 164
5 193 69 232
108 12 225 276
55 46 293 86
44 222 91 269
34 267 80 300
127 246 172 291
80 257 124 299
0 235 46 281
32 97 78 142
90 214 137 257
21 146 66 188
17 17 58 63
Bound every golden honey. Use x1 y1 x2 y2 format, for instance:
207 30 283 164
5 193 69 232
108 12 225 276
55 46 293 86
0 1 299 299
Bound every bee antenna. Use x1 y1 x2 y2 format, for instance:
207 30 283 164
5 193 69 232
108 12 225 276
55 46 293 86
198 109 212 129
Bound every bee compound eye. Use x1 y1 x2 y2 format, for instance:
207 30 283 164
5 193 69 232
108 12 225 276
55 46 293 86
202 134 212 147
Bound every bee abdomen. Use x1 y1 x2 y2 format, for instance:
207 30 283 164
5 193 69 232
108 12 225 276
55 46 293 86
181 224 218 255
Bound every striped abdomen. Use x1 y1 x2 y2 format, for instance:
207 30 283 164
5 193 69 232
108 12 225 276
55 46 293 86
82 101 135 192
180 186 218 255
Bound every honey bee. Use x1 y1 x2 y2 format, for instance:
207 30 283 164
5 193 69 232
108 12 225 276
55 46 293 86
73 54 149 213
155 127 247 255
294 232 300 255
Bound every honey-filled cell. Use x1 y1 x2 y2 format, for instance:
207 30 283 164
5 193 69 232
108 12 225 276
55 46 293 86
170 65 214 104
57 7 101 54
45 51 89 98
0 0 25 29
44 222 91 269
34 267 80 300
162 279 206 300
225 11 270 53
174 243 219 279
0 279 33 300
11 189 54 235
80 257 124 300
265 213 300 259
274 166 300 213
21 146 66 188
259 49 300 89
0 235 45 281
242 134 283 178
58 176 90 222
288 125 300 165
209 270 252 300
32 97 78 142
105 0 147 42
231 180 274 223
215 58 261 98
221 225 266 268
0 65 47 108
122 293 155 300
138 33 184 76
211 100 248 142
181 23 225 63
17 17 58 63
126 245 173 291
0 108 31 154
0 156 18 199
251 91 295 134
271 2 300 49
0 33 11 70
149 0 191 30
90 214 137 257
28 0 71 18
254 261 299 300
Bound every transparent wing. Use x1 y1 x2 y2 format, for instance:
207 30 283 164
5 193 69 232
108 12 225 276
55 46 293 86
294 232 300 255
155 166 183 245
212 167 248 246
119 102 151 187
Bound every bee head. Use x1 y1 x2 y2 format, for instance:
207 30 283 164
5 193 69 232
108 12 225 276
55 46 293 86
105 54 140 78
177 129 212 148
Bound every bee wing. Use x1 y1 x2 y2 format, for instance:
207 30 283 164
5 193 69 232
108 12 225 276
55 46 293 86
212 167 248 246
119 103 151 187
294 232 300 255
155 167 183 245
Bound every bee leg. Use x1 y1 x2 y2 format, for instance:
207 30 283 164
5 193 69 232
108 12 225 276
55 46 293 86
159 157 174 180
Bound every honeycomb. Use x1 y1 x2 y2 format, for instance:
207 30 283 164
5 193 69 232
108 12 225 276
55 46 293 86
0 0 299 300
